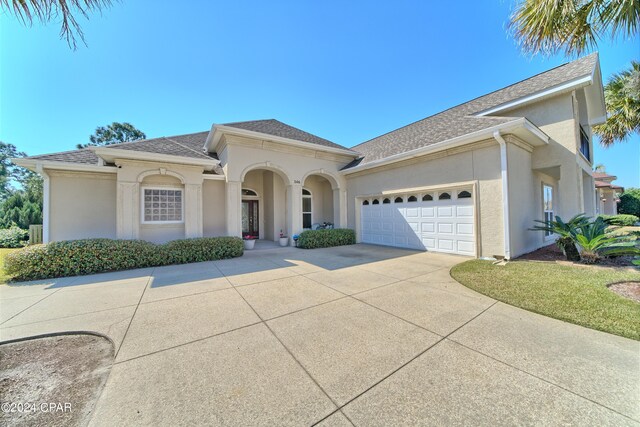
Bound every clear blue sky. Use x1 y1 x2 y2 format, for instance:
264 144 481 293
1 1 638 187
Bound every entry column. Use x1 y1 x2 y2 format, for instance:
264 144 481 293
225 180 242 237
286 182 303 240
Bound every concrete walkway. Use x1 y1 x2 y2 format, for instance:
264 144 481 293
1 244 638 426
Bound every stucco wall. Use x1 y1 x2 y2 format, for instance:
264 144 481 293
49 171 117 242
345 142 504 257
203 180 226 237
139 174 185 243
303 175 334 225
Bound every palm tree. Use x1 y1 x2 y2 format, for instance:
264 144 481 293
509 0 639 56
1 0 113 49
509 0 639 146
593 61 640 146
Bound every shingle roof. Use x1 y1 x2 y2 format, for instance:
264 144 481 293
222 119 350 151
25 131 217 166
107 131 215 161
28 149 101 165
347 53 598 167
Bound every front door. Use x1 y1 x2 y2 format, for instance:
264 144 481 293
242 200 259 237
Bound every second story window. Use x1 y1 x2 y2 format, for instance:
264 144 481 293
579 126 590 161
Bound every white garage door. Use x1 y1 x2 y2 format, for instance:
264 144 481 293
360 188 475 255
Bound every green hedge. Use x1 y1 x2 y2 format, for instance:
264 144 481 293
0 226 29 248
599 214 639 227
4 237 244 281
296 228 356 249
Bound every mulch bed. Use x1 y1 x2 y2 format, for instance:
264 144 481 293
516 244 636 267
608 282 640 303
0 334 113 427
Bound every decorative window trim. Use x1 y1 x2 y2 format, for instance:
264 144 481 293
141 186 184 224
372 199 380 205
242 188 259 198
407 195 418 202
362 200 370 206
543 184 554 241
422 194 433 201
302 188 312 228
394 196 404 203
457 190 472 199
438 192 451 200
382 198 391 204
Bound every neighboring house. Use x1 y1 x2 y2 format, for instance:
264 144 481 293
594 172 624 215
13 53 605 259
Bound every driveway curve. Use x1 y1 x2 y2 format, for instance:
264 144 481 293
1 244 638 426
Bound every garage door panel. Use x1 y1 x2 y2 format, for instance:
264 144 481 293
456 223 474 235
361 188 475 256
437 206 453 217
456 205 474 217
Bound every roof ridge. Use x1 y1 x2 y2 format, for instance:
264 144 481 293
163 137 211 158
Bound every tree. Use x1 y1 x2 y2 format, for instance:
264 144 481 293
618 188 640 217
509 0 639 56
0 142 27 201
77 122 146 149
593 61 640 146
0 0 113 49
509 0 640 146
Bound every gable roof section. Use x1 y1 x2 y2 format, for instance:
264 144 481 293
23 131 217 167
347 53 599 167
221 119 349 151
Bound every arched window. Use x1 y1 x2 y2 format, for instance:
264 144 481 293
372 199 380 205
382 198 391 204
458 190 472 199
422 194 433 201
407 195 418 202
242 189 258 197
362 200 369 206
394 197 403 203
439 192 451 200
302 189 312 228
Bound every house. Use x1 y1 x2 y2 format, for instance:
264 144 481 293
594 172 624 215
13 53 606 259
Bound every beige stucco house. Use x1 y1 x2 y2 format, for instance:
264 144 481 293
14 54 606 259
594 172 624 215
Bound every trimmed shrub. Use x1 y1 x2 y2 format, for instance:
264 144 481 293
296 228 356 249
599 214 639 227
618 188 640 217
164 237 244 264
0 226 29 248
4 237 244 281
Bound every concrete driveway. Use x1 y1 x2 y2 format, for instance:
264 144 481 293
1 244 638 426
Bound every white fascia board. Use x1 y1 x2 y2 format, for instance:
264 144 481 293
11 158 116 174
475 75 593 117
209 124 359 157
341 118 549 175
93 147 220 169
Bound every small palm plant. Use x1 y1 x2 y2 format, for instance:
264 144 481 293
573 217 640 264
530 214 590 261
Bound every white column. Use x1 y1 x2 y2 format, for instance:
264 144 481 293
225 180 242 237
286 183 303 238
117 182 140 239
36 164 50 243
333 188 347 228
184 183 203 238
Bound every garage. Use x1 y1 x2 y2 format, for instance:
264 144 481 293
360 188 476 255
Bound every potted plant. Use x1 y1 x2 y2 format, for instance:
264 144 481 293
243 234 257 250
279 230 289 247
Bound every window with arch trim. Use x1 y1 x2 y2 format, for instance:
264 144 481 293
382 198 391 204
302 189 312 228
362 200 369 205
142 187 183 223
394 197 403 203
422 194 433 201
457 190 472 199
372 199 380 205
242 189 258 197
407 195 418 202
439 192 451 200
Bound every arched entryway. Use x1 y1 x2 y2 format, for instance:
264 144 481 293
301 174 335 229
241 168 289 241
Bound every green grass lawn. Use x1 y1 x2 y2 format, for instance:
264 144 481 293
0 248 20 284
451 260 640 340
